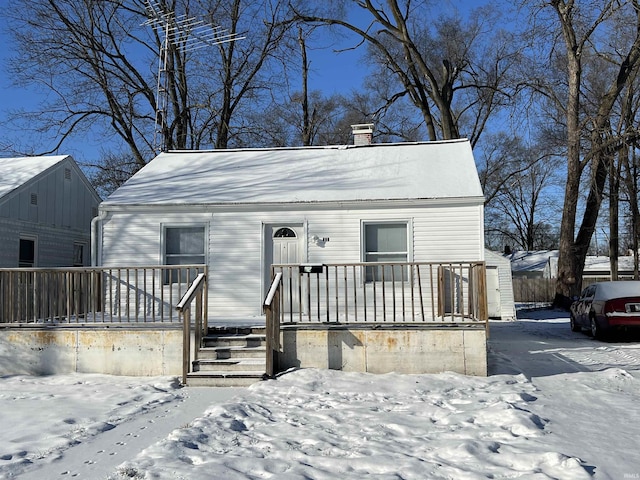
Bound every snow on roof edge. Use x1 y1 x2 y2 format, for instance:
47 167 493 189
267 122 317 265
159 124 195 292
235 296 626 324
162 138 471 155
0 154 71 200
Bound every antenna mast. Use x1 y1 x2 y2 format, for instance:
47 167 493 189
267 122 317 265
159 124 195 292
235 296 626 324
143 1 244 153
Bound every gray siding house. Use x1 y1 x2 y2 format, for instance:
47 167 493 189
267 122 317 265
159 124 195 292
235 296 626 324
0 155 101 267
94 139 485 321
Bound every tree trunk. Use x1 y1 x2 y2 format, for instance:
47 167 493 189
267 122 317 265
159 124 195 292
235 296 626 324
609 151 620 280
555 14 582 306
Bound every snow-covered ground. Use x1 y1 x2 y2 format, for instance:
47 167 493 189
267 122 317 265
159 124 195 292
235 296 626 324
2 309 640 479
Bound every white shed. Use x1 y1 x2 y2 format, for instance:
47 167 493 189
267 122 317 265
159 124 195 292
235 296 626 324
484 249 516 320
0 155 101 267
95 140 485 320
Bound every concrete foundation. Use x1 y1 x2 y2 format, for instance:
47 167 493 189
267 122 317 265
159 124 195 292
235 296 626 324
0 323 488 378
279 324 488 376
0 326 183 376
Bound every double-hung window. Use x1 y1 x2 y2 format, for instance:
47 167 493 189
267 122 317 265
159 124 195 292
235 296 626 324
164 226 205 284
363 222 409 282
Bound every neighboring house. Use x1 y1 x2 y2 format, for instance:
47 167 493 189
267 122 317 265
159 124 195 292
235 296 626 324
0 155 101 267
547 255 638 280
508 250 559 279
94 138 485 320
484 249 516 320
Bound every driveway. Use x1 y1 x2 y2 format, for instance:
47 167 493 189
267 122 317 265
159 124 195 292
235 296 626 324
488 308 640 378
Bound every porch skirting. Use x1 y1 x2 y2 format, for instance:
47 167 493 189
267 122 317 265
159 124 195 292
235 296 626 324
278 323 488 376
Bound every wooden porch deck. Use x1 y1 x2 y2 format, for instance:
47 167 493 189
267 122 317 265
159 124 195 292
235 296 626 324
0 261 488 385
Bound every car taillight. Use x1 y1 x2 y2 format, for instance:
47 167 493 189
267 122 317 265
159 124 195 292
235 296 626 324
605 299 625 314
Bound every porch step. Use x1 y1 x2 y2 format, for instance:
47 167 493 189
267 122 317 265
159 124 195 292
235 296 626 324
186 326 267 387
186 371 266 387
198 345 266 360
202 334 266 348
193 358 266 372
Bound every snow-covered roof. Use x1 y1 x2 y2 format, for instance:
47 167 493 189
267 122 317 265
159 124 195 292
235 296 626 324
508 250 558 273
103 140 483 206
0 155 69 200
584 256 637 273
545 255 638 278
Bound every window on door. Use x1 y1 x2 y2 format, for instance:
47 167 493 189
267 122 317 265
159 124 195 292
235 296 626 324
19 238 36 267
362 222 408 282
164 226 205 284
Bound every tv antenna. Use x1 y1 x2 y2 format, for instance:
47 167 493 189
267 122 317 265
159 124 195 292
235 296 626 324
143 1 245 153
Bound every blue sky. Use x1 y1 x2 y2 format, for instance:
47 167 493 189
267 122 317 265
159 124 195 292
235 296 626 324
0 0 492 163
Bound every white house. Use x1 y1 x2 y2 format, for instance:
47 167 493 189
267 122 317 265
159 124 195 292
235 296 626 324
0 155 101 267
94 139 485 320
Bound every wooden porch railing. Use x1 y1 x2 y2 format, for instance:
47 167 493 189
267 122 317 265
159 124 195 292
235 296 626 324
263 272 283 378
269 261 488 324
176 273 207 385
0 265 207 324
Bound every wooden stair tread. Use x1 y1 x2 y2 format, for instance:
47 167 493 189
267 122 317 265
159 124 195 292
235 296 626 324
195 358 265 365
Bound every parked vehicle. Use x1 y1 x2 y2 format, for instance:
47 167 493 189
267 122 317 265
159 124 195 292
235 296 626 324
570 281 640 339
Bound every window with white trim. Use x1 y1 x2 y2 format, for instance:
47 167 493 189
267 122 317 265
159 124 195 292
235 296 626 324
164 226 205 283
363 222 408 282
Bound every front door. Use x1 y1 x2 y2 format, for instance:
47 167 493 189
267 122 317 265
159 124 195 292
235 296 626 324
265 225 304 312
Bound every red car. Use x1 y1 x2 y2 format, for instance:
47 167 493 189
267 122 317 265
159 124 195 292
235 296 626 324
569 281 640 339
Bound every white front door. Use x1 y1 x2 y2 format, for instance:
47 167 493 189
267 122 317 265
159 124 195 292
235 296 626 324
272 227 300 265
265 225 304 313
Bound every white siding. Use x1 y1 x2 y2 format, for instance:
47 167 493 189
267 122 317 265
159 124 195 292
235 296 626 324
100 201 484 318
484 250 516 320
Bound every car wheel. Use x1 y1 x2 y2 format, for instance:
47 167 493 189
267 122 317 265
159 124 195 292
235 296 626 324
590 316 605 340
570 313 581 332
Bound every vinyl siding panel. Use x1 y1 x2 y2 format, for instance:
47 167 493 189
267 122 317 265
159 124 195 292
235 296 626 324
0 217 91 267
0 158 99 267
0 159 99 231
484 250 516 319
99 201 484 318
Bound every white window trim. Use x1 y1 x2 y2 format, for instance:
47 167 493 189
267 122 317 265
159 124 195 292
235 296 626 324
360 219 413 283
161 223 208 283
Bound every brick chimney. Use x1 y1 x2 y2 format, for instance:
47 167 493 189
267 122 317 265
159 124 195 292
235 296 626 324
351 123 374 145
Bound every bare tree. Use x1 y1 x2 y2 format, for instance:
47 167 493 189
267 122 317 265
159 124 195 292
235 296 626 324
487 153 560 250
294 1 519 145
6 0 297 192
523 0 640 305
7 0 156 168
481 134 561 251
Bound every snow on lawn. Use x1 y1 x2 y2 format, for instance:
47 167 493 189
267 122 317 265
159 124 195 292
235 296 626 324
1 310 640 479
119 369 591 480
0 374 182 478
